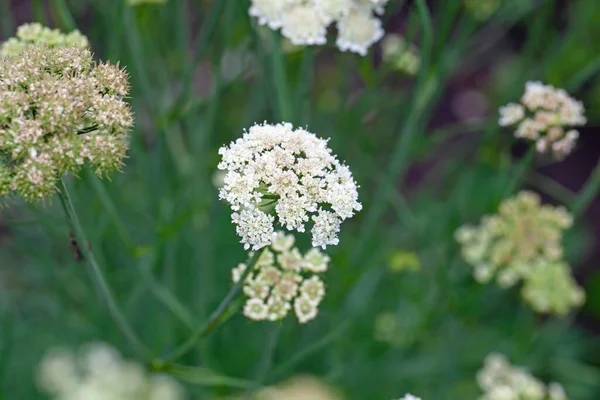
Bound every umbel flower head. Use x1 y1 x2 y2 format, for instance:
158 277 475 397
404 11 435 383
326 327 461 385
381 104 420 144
0 40 132 201
499 81 586 159
0 23 88 57
455 191 584 315
218 122 361 250
250 0 387 56
233 231 330 324
477 353 569 400
37 342 185 400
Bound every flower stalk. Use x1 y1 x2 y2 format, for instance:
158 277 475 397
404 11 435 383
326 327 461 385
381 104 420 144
57 178 152 360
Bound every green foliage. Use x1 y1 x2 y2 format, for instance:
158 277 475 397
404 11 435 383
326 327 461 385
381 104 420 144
1 0 600 399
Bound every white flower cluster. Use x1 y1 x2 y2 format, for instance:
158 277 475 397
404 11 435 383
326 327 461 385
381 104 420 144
381 34 420 76
233 231 330 324
218 122 361 250
249 0 388 55
37 342 185 400
499 81 586 159
477 353 568 400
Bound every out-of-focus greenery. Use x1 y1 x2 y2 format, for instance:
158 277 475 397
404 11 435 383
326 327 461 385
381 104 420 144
1 0 600 399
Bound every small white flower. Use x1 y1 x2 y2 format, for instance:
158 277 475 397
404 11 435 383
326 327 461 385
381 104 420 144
271 231 295 252
244 297 269 320
294 295 319 323
249 0 289 29
397 395 421 400
498 103 525 127
303 248 330 272
277 248 304 271
314 0 353 23
336 7 384 56
299 276 326 305
311 209 341 248
232 263 247 283
231 208 275 251
281 3 328 46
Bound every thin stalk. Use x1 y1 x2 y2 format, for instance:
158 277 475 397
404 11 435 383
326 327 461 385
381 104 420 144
162 247 266 362
50 0 76 30
57 178 152 360
527 171 575 206
572 159 600 218
270 32 293 122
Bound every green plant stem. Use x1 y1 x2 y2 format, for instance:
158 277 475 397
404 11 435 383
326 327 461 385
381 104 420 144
57 178 152 360
270 32 293 122
572 159 600 218
527 171 575 206
162 247 266 362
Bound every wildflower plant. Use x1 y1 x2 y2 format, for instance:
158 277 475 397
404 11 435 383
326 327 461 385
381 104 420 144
249 0 388 55
455 191 584 314
477 353 569 400
234 231 329 323
217 122 361 250
0 41 132 201
499 81 586 159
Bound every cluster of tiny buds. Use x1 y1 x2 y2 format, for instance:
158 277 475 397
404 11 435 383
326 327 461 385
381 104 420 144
0 24 132 201
381 34 420 76
233 231 330 324
218 122 361 250
499 81 586 159
37 342 185 400
477 353 568 400
0 22 88 57
250 0 388 56
455 191 584 315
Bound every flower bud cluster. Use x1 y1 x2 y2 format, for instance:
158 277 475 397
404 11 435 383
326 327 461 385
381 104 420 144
218 122 361 250
499 81 586 159
477 353 568 400
0 36 132 201
250 0 388 55
37 342 185 400
233 231 330 324
381 34 420 76
0 23 88 57
455 191 584 315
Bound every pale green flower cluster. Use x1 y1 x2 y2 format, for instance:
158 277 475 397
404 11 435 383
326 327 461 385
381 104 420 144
37 342 185 400
381 34 420 76
455 191 584 315
233 231 330 324
477 353 568 400
0 23 88 57
0 34 132 201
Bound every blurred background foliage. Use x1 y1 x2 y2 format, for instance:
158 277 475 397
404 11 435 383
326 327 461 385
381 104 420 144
1 0 600 399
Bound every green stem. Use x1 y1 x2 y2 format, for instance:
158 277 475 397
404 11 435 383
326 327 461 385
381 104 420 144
57 178 152 360
572 159 600 218
270 32 293 122
527 171 575 206
162 247 266 362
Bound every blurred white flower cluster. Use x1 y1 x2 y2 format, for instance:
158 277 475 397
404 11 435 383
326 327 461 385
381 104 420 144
217 122 361 250
248 375 343 400
477 353 568 400
128 0 167 5
0 23 88 57
234 231 330 323
499 81 586 159
396 394 422 400
455 191 585 315
37 342 185 400
249 0 388 55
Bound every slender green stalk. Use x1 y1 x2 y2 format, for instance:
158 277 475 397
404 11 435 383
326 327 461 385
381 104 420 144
162 247 266 362
50 0 76 30
253 323 283 384
527 171 575 206
167 364 263 390
270 32 293 122
57 178 152 360
572 159 600 218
